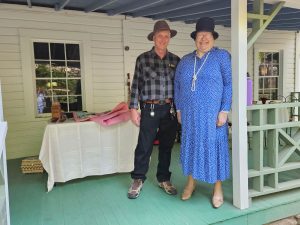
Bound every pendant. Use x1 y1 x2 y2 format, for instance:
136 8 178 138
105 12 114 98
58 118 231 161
150 111 155 117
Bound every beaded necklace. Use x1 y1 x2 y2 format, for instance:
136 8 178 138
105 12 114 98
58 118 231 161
191 52 210 91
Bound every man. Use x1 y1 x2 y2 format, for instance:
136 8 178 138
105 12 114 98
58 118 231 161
127 20 180 199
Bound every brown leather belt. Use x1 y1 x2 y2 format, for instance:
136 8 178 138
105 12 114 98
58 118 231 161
144 98 172 105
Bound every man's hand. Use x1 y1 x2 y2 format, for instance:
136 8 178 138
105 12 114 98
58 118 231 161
131 109 141 127
216 111 228 127
177 111 181 124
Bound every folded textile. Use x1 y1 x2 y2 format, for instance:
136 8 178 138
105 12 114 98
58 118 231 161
73 111 98 122
90 102 131 126
73 102 131 126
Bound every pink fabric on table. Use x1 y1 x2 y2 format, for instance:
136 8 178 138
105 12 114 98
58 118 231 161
90 102 131 126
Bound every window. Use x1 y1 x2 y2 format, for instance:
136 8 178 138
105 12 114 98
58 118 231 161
258 51 280 100
34 42 82 114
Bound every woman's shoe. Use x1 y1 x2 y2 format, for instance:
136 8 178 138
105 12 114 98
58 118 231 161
212 194 224 208
181 184 196 201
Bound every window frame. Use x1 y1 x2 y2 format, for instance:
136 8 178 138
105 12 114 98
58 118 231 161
20 29 92 119
34 41 82 115
254 47 284 101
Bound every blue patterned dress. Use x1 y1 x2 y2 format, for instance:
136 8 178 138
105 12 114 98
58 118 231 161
174 47 232 183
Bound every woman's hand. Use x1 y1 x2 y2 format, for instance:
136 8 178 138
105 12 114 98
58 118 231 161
177 111 181 124
130 109 141 127
216 111 228 127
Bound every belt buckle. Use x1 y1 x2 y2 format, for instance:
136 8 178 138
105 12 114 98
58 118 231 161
158 100 165 105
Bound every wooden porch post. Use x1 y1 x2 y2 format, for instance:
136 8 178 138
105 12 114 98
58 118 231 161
295 32 300 91
231 0 249 209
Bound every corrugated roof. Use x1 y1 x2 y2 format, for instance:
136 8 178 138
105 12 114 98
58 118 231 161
1 0 300 30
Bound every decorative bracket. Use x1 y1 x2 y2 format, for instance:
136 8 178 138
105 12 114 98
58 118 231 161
247 0 285 49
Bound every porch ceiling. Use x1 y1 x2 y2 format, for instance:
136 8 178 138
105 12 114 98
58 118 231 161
1 0 300 31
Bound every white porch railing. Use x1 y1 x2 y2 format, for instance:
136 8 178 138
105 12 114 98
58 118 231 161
247 102 300 198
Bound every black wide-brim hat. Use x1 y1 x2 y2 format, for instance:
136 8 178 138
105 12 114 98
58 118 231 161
148 20 177 41
190 17 219 40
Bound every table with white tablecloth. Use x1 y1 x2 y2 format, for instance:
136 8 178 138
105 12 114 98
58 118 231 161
39 120 139 192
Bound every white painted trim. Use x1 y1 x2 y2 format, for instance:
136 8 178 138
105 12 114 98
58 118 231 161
1 124 9 225
295 32 300 91
231 0 249 209
19 29 93 119
0 82 10 225
253 46 284 100
122 19 130 103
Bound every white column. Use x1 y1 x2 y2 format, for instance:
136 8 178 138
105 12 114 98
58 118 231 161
231 0 249 209
295 32 300 91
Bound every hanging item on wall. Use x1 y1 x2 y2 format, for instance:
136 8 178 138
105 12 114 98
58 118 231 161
127 73 131 105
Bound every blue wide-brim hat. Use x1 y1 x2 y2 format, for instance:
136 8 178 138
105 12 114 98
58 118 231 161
190 17 219 40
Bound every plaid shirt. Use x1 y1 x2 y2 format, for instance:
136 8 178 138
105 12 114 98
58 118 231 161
129 47 180 109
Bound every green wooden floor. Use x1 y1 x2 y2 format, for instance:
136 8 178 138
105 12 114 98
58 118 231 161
7 144 300 225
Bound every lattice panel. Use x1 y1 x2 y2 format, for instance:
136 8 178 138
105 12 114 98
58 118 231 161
247 103 300 198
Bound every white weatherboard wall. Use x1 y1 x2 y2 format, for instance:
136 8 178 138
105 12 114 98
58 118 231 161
248 30 296 100
0 4 297 159
0 4 125 159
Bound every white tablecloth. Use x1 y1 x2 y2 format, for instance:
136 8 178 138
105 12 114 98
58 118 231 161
39 121 139 191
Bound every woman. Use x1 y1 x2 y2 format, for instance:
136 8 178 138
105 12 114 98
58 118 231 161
174 17 232 208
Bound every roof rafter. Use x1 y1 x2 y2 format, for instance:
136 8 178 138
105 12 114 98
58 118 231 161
270 19 300 26
273 11 300 20
55 0 71 11
131 0 213 17
267 25 300 31
108 0 165 16
27 0 32 8
85 0 118 13
153 0 230 19
273 16 300 22
169 8 231 22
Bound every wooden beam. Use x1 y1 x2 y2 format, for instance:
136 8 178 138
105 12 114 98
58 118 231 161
27 0 32 8
108 0 164 16
252 0 264 30
231 0 249 210
247 12 269 20
55 0 71 11
247 1 285 49
85 0 117 13
295 32 300 92
132 0 213 17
